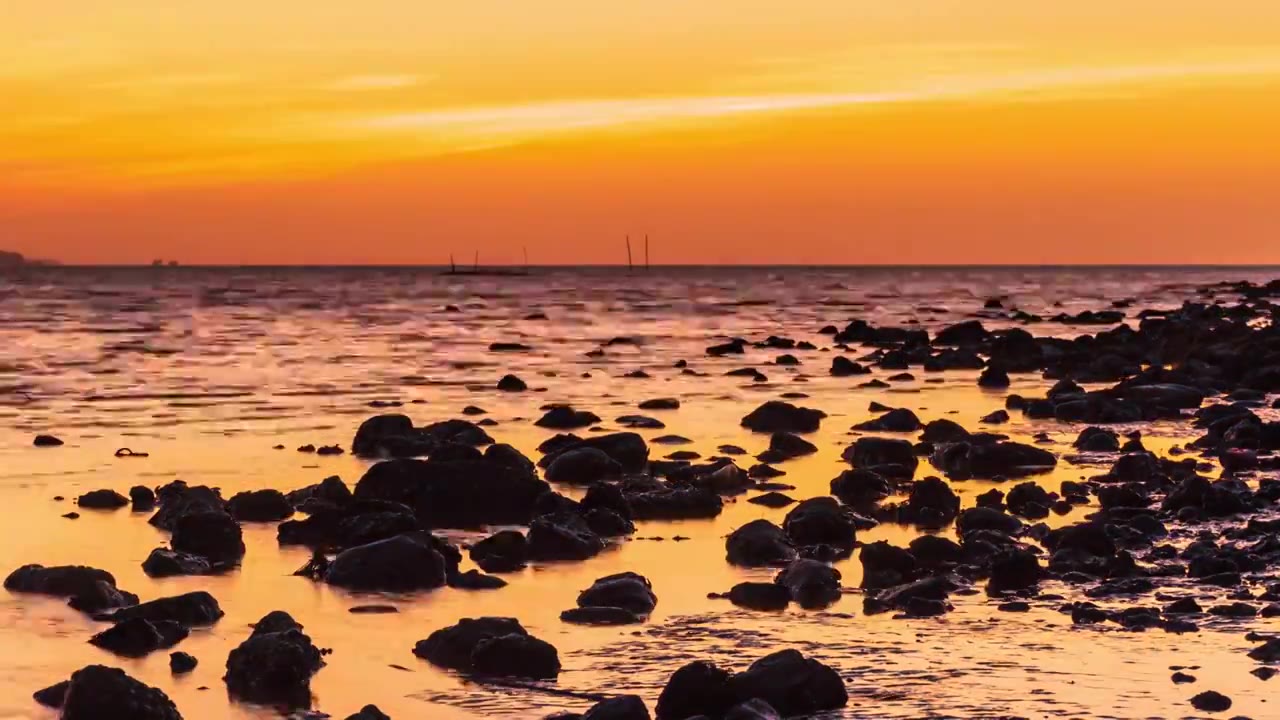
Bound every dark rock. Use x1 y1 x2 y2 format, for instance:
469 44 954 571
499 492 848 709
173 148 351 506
726 520 795 567
843 437 918 477
957 507 1023 535
766 432 817 460
130 485 157 511
449 569 508 590
346 705 391 720
89 617 188 658
782 497 856 551
34 434 65 447
829 469 890 506
471 634 561 679
1075 427 1121 452
224 612 324 708
726 649 847 716
5 564 126 610
986 547 1042 592
170 652 198 674
747 491 796 508
354 458 549 528
920 419 971 443
536 406 602 430
105 591 224 626
859 540 919 589
57 665 181 720
578 572 657 614
774 559 842 609
639 398 680 410
77 489 129 510
1189 690 1231 713
497 374 528 392
978 366 1010 388
740 402 825 434
414 617 527 670
932 441 1056 480
546 448 622 484
560 606 642 625
853 408 921 432
656 661 734 720
33 680 68 708
726 582 791 611
324 534 448 591
171 511 245 564
527 513 605 561
227 489 293 522
830 356 871 377
980 410 1010 424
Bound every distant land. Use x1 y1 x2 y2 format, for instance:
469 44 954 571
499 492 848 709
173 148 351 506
0 250 58 267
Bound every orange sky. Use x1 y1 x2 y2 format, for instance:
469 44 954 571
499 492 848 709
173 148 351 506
3 1 1280 264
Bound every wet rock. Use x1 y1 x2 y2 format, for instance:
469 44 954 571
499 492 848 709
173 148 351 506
4 564 131 612
171 510 245 564
468 527 527 571
449 569 508 590
527 513 605 561
170 652 198 674
897 476 961 526
33 680 68 708
864 575 953 615
352 415 493 458
536 406 602 430
1075 427 1120 452
227 489 293 522
980 410 1010 424
471 634 561 679
324 534 448 591
561 606 642 625
986 547 1042 592
546 448 622 485
909 535 964 569
726 582 791 611
763 432 817 461
830 356 871 377
225 611 324 708
105 591 224 626
933 441 1056 480
843 437 918 477
1189 690 1231 713
89 617 188 658
78 489 129 510
920 419 971 443
581 695 650 720
859 540 919 589
56 665 181 720
578 572 657 615
573 433 651 471
723 699 782 720
747 491 796 508
34 434 64 447
346 705 391 720
497 374 527 392
978 366 1010 388
782 497 856 552
130 485 157 511
853 408 921 432
489 342 531 352
774 559 841 609
354 458 550 527
1006 482 1053 519
957 507 1023 535
655 661 734 719
740 401 825 434
626 486 723 520
726 650 847 716
829 468 890 506
639 398 680 410
726 520 796 567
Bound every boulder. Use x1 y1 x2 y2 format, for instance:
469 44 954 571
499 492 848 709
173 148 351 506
986 547 1042 592
5 564 124 608
782 497 856 551
171 511 245 564
34 434 65 447
740 402 825 433
347 705 391 720
852 408 921 432
577 572 657 615
842 437 918 477
57 665 181 720
726 650 847 716
130 485 157 511
829 469 890 506
354 458 549 528
89 618 188 658
497 374 528 392
546 448 623 485
471 634 561 679
105 591 224 626
77 489 129 510
774 559 841 609
415 617 529 670
561 606 643 625
470 530 530 573
932 441 1056 480
536 406 602 430
582 695 650 720
726 520 796 567
226 490 293 522
527 513 605 561
726 582 792 611
656 661 734 720
324 534 448 591
170 652 198 674
225 612 324 708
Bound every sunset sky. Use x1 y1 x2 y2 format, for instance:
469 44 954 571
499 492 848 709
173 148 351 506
3 1 1280 265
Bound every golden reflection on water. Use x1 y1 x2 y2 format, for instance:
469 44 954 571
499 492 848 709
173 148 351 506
2 267 1280 718
2 372 1276 720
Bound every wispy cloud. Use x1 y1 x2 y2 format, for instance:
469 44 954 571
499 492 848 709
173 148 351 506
352 59 1280 145
326 74 424 92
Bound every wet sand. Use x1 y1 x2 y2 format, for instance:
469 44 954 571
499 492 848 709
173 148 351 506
2 266 1279 719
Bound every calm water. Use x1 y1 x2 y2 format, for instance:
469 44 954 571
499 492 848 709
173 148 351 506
1 266 1278 719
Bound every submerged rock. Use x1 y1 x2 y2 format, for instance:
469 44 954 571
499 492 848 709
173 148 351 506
225 611 324 708
104 591 224 626
89 617 188 658
56 665 182 720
